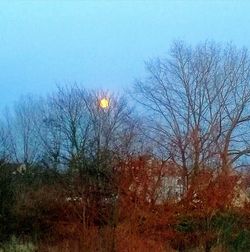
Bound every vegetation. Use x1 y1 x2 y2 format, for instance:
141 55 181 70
0 41 250 251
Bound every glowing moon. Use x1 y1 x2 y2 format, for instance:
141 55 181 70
99 98 109 109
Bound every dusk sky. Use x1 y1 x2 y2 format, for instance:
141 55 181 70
1 1 250 109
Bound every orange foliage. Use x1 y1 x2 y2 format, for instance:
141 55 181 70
19 158 249 251
181 170 239 215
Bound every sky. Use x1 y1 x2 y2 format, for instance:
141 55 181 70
1 0 250 109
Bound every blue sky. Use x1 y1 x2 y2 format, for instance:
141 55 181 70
0 0 250 109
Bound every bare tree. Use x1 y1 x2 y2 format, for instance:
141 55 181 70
0 121 9 164
31 96 63 170
31 85 141 228
38 86 89 170
3 96 41 166
135 41 250 189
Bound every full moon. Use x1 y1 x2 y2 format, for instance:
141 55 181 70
99 98 109 109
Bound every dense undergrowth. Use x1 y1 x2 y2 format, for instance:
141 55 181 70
0 159 249 252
